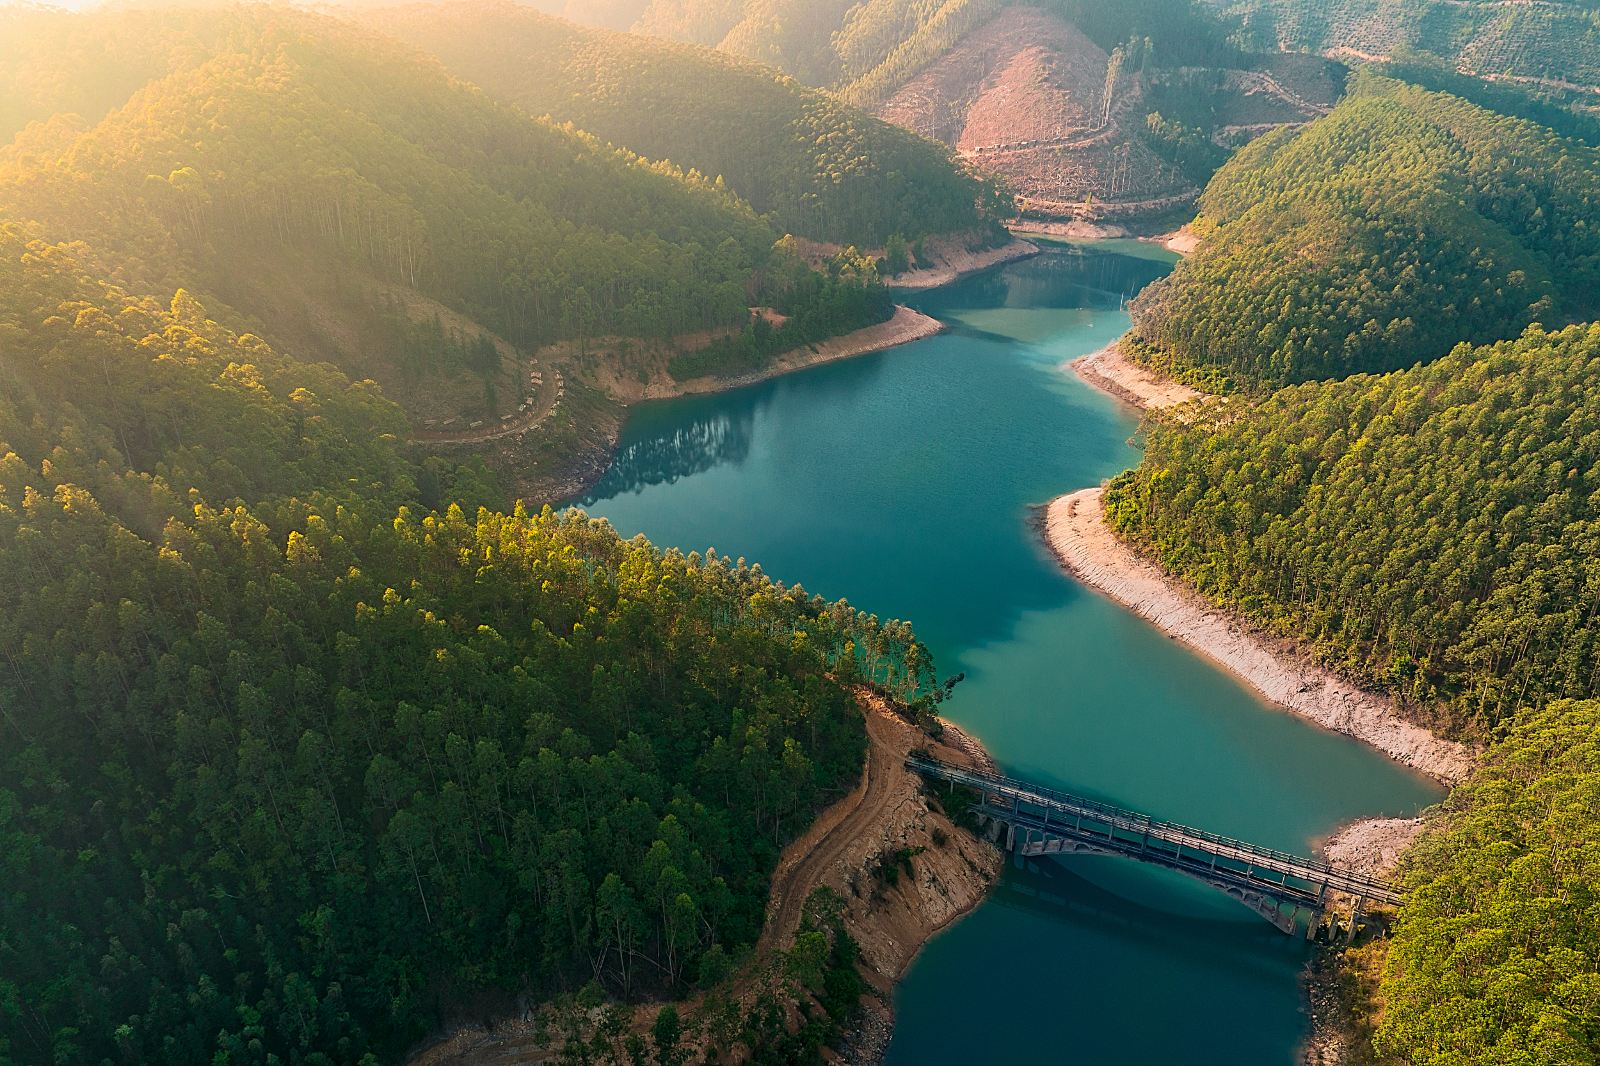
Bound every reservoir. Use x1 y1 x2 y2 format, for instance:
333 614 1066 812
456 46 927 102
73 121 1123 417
573 245 1441 1064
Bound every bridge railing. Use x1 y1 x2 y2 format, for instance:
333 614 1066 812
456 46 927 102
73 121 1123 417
907 753 1400 903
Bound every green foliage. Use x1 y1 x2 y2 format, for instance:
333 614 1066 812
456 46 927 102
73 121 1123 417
1108 322 1600 740
1141 111 1230 186
0 202 938 1063
0 5 907 412
1221 0 1600 97
1375 700 1600 1065
668 247 895 380
365 2 1003 246
1373 48 1600 147
1132 74 1600 389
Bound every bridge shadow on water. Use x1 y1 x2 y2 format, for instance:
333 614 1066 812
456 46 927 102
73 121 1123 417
991 857 1310 979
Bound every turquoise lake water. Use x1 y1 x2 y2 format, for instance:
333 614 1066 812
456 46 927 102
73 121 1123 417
572 246 1441 1064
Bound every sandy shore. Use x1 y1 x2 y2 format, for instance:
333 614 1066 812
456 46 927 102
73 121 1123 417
890 236 1039 289
1042 488 1475 784
1071 342 1202 412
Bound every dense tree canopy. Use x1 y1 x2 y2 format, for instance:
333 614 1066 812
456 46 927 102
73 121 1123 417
0 5 896 423
1130 74 1600 389
1107 323 1600 741
1376 699 1600 1064
363 1 1005 247
1219 0 1600 97
0 200 929 1064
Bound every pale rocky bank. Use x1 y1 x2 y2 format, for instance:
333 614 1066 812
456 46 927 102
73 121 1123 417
890 235 1039 289
1071 342 1202 412
586 305 945 406
1042 488 1475 784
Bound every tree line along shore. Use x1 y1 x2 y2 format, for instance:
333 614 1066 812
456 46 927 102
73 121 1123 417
1056 67 1600 1064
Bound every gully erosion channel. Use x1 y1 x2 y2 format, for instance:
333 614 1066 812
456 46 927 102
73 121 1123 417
567 243 1442 1064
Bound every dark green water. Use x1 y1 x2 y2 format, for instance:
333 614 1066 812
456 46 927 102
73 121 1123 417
572 246 1441 1064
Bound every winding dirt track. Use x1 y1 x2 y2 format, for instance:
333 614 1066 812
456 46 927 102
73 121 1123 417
756 702 903 957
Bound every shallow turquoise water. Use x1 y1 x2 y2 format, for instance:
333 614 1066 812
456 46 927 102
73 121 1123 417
572 246 1440 1064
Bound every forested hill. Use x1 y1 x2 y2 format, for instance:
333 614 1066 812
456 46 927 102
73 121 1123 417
0 5 898 431
0 213 932 1061
1212 0 1600 96
1105 321 1600 1063
1127 73 1600 391
361 2 1004 247
1106 322 1600 742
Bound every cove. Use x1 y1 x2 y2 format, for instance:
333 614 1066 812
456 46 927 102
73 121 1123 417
570 246 1442 1064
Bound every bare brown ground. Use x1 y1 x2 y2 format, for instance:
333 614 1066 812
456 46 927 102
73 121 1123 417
875 6 1194 213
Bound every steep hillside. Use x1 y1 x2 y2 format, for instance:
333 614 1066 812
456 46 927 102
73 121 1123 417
1215 0 1600 98
873 6 1196 219
1107 321 1600 739
0 6 893 437
0 216 926 1064
360 1 1004 246
573 0 1336 223
1128 74 1600 389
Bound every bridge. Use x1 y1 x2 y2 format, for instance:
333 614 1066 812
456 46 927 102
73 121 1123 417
907 753 1400 939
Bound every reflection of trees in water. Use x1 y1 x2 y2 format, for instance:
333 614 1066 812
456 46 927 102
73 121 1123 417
580 406 755 500
957 250 1171 311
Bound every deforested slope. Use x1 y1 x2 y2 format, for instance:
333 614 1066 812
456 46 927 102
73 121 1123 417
871 5 1195 218
1128 74 1600 390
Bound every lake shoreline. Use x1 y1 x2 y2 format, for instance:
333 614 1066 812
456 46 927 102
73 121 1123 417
640 305 945 402
1038 488 1473 784
1070 340 1203 411
889 235 1040 290
1061 342 1462 1064
512 306 945 505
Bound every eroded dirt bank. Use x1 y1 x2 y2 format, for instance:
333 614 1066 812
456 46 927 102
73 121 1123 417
407 694 1002 1065
776 696 1002 1063
1301 816 1430 1066
1041 488 1474 784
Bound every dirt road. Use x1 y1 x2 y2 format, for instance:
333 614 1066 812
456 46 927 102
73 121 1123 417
757 703 902 956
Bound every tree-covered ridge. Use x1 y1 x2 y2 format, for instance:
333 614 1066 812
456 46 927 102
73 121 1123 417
0 188 929 1064
362 1 1004 247
1128 74 1600 390
1106 322 1600 741
0 5 902 433
1375 699 1600 1064
1215 0 1600 97
0 8 771 348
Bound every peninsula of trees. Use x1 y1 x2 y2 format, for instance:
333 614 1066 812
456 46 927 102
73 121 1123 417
1128 74 1600 390
0 214 937 1063
1103 68 1600 1065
